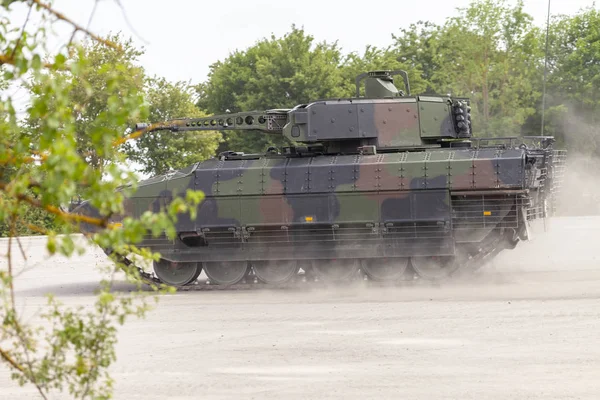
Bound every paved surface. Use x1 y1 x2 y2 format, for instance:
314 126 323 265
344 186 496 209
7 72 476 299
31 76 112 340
1 216 600 399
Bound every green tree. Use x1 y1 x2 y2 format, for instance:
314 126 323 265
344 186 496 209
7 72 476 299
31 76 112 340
25 34 146 170
393 0 542 136
197 26 346 154
124 77 221 175
393 21 445 93
542 8 600 156
0 2 202 398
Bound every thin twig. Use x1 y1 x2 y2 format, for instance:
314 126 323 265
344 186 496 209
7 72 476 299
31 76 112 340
7 220 15 309
3 222 49 399
81 272 114 398
15 237 28 262
86 0 100 32
6 221 52 399
13 263 38 279
11 2 34 58
0 53 56 70
113 0 149 45
67 0 100 46
0 347 25 372
24 222 48 235
30 0 121 51
0 182 116 229
0 155 37 166
14 317 48 400
67 28 79 47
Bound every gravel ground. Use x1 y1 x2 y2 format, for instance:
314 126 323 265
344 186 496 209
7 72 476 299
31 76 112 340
1 216 599 399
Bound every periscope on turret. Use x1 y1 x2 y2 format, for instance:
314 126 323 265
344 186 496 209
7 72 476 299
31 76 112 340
73 70 566 287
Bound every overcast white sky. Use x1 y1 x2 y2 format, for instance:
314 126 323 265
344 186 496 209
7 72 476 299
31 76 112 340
6 0 599 84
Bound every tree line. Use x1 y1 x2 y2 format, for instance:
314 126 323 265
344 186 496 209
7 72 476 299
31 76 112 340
199 0 600 157
18 0 599 184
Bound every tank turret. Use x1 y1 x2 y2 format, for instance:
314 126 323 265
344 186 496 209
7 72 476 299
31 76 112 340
135 70 472 155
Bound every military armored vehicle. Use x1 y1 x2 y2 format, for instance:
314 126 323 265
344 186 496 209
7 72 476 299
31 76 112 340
76 70 566 287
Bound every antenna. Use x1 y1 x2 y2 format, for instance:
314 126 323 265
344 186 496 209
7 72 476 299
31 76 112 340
540 0 551 135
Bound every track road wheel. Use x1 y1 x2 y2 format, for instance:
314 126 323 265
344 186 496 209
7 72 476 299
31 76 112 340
361 257 409 282
311 259 360 282
410 256 459 280
252 260 299 285
203 261 249 285
153 260 201 286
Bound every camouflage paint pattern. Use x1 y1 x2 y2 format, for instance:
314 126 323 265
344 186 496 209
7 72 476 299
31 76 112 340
283 96 457 147
128 147 524 228
122 144 528 263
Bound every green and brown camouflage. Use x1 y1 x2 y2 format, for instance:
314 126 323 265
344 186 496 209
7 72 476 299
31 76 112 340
75 70 566 285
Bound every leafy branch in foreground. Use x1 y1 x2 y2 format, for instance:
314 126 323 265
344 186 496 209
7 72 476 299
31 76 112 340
0 1 204 398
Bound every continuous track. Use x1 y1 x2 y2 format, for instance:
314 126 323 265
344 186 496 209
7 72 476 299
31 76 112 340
111 229 510 291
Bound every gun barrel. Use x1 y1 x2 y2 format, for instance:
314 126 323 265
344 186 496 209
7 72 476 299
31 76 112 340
134 110 289 134
134 122 150 131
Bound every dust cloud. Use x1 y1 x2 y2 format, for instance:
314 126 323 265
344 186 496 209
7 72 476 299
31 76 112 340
464 114 600 292
554 111 600 216
556 154 600 216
